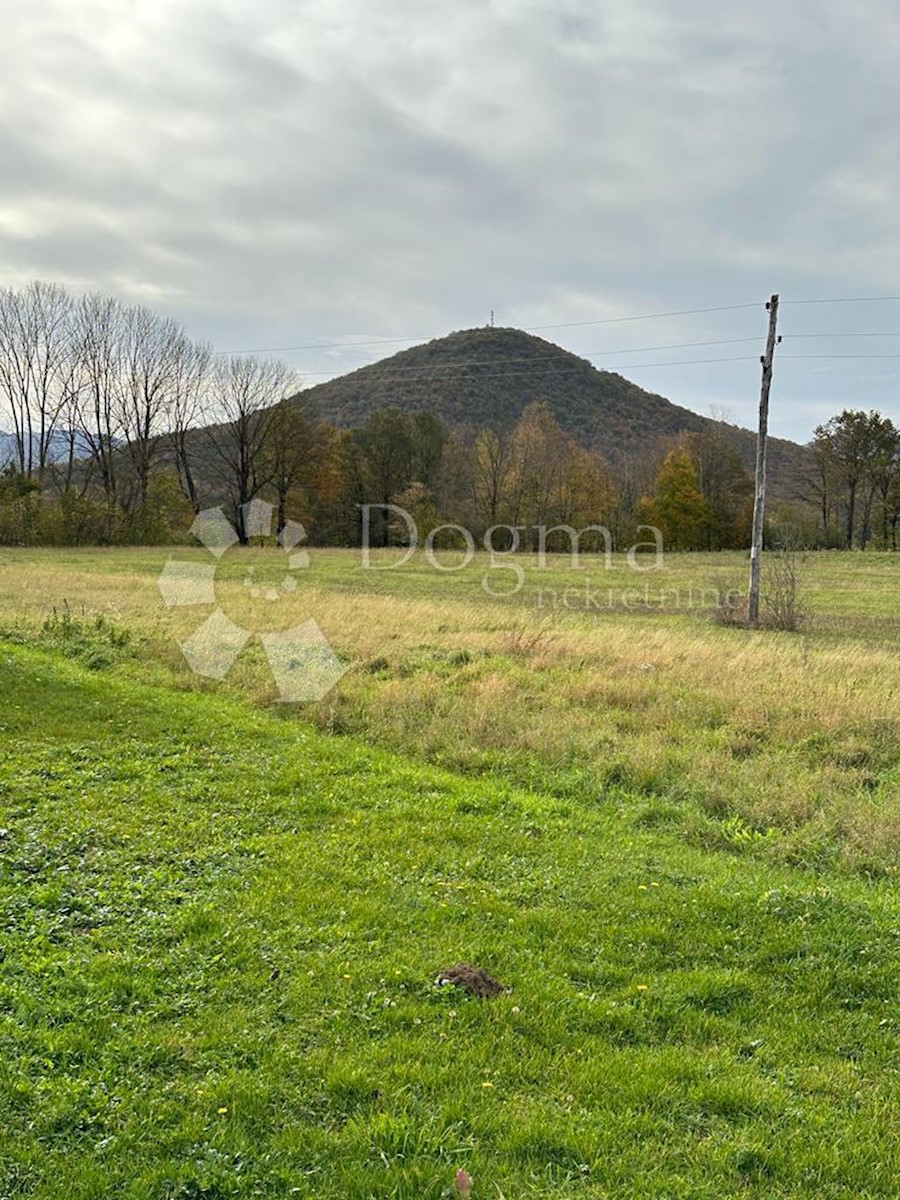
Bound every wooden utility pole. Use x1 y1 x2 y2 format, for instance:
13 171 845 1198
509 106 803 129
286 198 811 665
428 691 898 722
747 293 780 625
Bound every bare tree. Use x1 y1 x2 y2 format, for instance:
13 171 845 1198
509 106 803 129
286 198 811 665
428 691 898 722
0 282 74 480
70 293 125 505
114 304 185 513
471 426 512 530
166 336 212 513
205 355 295 542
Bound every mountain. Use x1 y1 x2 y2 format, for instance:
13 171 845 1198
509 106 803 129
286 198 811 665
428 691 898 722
0 430 94 470
298 326 811 501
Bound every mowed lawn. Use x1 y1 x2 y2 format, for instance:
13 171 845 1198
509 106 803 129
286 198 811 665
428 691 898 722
2 631 900 1196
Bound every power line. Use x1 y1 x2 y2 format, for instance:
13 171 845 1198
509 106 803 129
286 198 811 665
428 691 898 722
782 295 900 307
214 302 764 356
292 355 762 390
783 332 900 339
212 294 900 360
780 354 900 360
281 352 900 391
284 346 900 389
522 302 762 331
602 356 760 370
280 337 764 380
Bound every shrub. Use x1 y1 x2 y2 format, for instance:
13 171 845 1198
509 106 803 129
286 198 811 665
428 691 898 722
761 544 806 632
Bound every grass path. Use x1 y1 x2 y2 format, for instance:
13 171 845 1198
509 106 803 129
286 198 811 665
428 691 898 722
2 642 900 1197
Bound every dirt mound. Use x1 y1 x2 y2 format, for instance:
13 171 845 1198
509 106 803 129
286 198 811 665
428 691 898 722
435 963 507 999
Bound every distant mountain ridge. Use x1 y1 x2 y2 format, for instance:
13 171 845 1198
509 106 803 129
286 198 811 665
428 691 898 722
298 326 810 501
0 430 91 469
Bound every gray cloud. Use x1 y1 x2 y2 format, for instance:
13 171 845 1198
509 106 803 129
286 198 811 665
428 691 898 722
2 0 900 440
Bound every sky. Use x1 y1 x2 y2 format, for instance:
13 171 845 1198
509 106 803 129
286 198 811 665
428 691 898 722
2 0 900 444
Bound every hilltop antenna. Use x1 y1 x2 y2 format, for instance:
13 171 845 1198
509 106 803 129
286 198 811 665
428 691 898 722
490 310 494 328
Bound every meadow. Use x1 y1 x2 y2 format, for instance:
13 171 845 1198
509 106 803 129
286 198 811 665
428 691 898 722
1 545 900 1197
2 545 900 871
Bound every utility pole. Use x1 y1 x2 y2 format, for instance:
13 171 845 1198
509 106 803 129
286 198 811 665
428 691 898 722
747 293 780 625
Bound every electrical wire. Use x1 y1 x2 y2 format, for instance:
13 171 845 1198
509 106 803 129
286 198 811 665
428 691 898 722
214 302 766 356
211 295 900 378
779 354 900 360
782 332 900 339
291 355 763 389
276 337 765 379
781 295 900 306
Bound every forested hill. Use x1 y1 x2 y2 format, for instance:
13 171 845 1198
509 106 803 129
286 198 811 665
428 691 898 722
298 326 811 497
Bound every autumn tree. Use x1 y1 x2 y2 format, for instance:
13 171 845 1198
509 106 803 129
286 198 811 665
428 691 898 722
347 408 450 546
639 447 714 551
504 402 617 551
506 401 573 541
470 426 512 532
682 429 753 548
265 397 342 534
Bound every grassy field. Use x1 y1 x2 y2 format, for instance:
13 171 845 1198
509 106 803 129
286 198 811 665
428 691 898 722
1 545 900 1196
2 546 900 871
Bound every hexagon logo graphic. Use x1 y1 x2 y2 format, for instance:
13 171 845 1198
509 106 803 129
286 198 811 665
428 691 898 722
158 501 346 702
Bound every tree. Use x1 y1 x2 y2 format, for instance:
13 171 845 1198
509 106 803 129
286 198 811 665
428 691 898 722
69 293 125 506
165 336 212 513
470 426 512 532
0 282 74 481
639 447 714 551
504 401 616 550
682 429 753 549
115 304 184 513
506 401 573 542
410 412 447 493
265 397 341 534
867 418 900 549
352 408 416 547
812 411 897 548
204 356 295 543
0 464 41 545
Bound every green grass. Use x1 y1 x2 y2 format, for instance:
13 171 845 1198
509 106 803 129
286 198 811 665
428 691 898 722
7 545 900 873
3 640 900 1197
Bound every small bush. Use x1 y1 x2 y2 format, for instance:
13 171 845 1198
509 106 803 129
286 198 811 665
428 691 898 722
761 544 806 631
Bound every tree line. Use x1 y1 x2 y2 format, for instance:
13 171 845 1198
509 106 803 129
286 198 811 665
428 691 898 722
1 281 896 552
810 410 900 549
0 281 334 544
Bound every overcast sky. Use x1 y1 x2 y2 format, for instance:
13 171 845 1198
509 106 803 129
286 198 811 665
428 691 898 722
2 0 900 443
